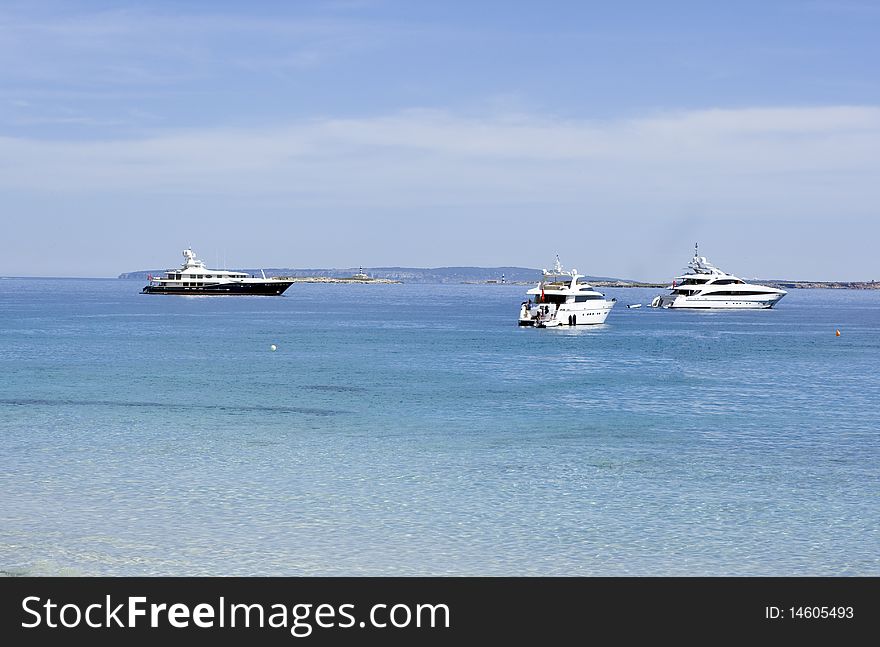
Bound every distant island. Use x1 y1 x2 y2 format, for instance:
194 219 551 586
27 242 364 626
117 267 880 289
593 279 880 290
285 275 400 284
761 280 879 290
119 266 567 284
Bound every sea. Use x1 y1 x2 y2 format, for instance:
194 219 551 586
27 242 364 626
1 278 878 576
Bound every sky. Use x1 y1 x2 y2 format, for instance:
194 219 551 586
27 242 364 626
1 0 878 280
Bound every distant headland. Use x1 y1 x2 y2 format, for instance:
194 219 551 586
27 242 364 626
118 266 557 284
117 267 880 289
285 275 400 284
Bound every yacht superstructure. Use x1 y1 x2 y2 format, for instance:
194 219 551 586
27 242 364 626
142 249 293 296
518 257 616 327
650 245 785 309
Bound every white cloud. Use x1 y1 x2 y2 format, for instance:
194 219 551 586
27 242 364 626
1 106 878 212
0 5 388 88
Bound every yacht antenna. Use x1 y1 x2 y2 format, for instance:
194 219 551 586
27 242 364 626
553 255 564 275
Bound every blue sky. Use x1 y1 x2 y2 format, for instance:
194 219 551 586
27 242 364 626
2 0 878 279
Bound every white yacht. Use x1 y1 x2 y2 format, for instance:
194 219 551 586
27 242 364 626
518 257 616 327
650 244 786 309
142 248 293 296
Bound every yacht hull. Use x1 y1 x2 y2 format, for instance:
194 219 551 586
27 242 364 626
143 281 293 295
651 294 784 309
519 303 614 326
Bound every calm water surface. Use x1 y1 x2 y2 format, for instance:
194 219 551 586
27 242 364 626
1 279 877 575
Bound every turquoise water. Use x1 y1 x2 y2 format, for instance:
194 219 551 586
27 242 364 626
1 279 878 576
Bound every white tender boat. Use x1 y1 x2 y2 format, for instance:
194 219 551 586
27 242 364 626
518 257 616 327
650 244 786 309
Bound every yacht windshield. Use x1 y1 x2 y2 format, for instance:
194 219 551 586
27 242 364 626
533 294 566 305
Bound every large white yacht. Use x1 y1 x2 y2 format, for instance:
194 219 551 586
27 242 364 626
518 257 616 327
142 248 293 295
650 244 786 309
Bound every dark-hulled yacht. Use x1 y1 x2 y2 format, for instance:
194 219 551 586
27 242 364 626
142 249 293 295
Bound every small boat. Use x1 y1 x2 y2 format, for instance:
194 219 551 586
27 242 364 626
626 304 642 309
142 248 293 296
518 256 616 327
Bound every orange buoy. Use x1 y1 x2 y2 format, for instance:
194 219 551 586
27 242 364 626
835 329 841 337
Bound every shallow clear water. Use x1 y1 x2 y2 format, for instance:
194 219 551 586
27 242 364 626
1 279 877 575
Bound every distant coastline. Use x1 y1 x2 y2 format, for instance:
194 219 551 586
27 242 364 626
284 276 400 284
762 280 879 290
588 280 880 290
118 266 562 284
117 267 880 289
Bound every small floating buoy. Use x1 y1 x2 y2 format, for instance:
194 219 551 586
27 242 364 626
270 344 277 351
835 330 841 337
